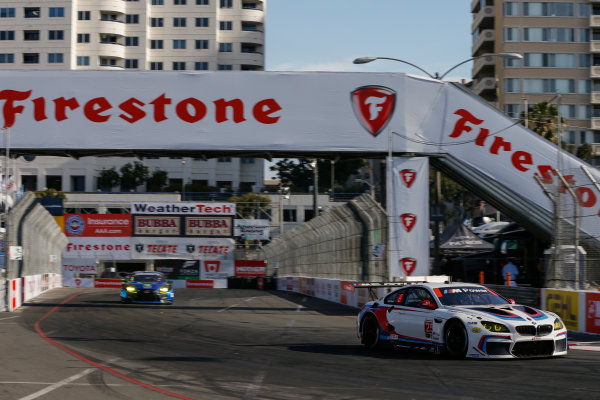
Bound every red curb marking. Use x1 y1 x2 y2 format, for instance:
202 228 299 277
34 290 196 400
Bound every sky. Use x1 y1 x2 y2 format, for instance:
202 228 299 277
263 0 472 178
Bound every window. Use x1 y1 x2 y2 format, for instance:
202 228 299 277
78 11 91 20
523 2 574 17
523 53 575 68
125 59 139 69
579 79 591 94
0 54 14 63
125 37 139 46
241 158 255 164
219 42 232 52
173 61 186 70
218 157 232 162
24 7 40 18
523 78 576 93
220 0 233 8
173 39 186 49
504 104 521 119
503 57 521 67
0 31 14 40
152 0 164 4
197 0 209 4
284 209 296 222
196 17 209 27
174 0 187 4
48 53 64 63
504 27 520 42
23 53 39 64
49 7 64 17
523 27 574 42
579 3 591 17
22 175 37 192
195 61 209 70
384 289 406 305
100 58 117 66
126 14 139 24
151 62 163 70
78 33 90 43
404 288 435 308
558 105 576 119
503 2 519 16
173 17 186 27
24 31 40 41
0 8 15 18
48 30 64 40
196 39 209 49
151 40 164 49
579 105 592 120
503 78 520 93
579 28 590 42
77 56 90 66
151 18 164 27
218 64 233 70
220 21 232 30
46 176 62 191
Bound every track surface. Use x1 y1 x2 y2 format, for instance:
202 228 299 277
2 288 599 400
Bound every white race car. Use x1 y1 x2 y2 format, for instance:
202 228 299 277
356 281 568 359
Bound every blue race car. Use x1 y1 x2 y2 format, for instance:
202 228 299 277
120 271 174 304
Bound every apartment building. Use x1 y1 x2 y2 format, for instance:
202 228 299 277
0 0 265 193
471 0 600 164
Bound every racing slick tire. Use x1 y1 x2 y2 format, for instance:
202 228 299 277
361 314 382 350
444 320 468 358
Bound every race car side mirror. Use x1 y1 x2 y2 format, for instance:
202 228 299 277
508 299 516 304
419 300 437 309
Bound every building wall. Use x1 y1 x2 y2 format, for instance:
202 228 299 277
0 0 265 191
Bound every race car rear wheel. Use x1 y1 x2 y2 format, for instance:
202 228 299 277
444 320 468 358
361 315 381 350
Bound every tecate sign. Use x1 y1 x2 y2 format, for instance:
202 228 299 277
131 202 235 215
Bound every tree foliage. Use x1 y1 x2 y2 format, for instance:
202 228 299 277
120 161 149 191
576 142 593 162
228 193 271 218
520 101 566 144
269 158 366 191
147 169 168 192
97 167 120 191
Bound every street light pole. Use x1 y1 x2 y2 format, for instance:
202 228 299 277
311 159 318 219
181 159 186 200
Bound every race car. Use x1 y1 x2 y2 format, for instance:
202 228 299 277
356 280 568 359
120 271 174 304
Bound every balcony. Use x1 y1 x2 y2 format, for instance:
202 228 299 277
592 91 600 104
592 118 600 130
591 40 600 53
592 66 600 78
472 29 494 55
472 5 494 33
591 15 600 28
593 144 600 156
472 54 496 77
472 76 496 95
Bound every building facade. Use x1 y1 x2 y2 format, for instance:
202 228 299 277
471 0 600 164
0 0 265 193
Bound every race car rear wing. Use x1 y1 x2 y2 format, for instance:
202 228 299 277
352 276 452 301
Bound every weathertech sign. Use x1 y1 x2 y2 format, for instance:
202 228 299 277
131 202 235 215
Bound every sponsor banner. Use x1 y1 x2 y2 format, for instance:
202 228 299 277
63 237 131 260
64 214 131 237
131 202 235 216
545 289 579 331
130 237 235 260
234 260 266 277
234 219 270 240
184 216 233 237
386 157 429 278
200 259 234 280
585 292 600 334
63 277 95 288
133 215 181 236
94 279 123 288
62 258 98 275
186 280 214 289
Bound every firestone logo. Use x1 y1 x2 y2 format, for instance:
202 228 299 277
400 213 416 232
351 86 396 137
400 257 416 275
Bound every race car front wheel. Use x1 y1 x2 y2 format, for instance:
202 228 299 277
361 315 381 350
444 320 468 358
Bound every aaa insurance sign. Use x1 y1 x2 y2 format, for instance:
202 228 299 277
64 214 131 237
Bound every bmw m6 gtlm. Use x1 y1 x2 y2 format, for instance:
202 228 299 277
121 271 174 304
357 281 568 359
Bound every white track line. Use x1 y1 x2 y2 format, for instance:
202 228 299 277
17 368 96 400
0 316 19 321
217 304 239 312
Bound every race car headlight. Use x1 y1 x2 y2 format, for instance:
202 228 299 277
159 286 169 293
554 318 564 330
125 285 137 293
481 321 509 333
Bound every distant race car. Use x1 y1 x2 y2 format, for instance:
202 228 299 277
356 280 568 359
120 271 174 304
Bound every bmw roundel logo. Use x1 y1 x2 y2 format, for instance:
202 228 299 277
65 215 85 236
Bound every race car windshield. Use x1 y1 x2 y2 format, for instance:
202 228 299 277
132 275 164 283
435 287 509 306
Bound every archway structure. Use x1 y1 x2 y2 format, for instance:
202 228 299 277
1 70 599 245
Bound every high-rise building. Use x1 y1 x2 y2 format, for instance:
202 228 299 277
0 0 265 194
471 0 600 165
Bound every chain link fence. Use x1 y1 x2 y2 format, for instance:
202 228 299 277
540 166 600 289
263 194 388 281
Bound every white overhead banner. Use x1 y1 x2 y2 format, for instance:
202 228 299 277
1 71 599 240
63 237 131 260
387 157 430 279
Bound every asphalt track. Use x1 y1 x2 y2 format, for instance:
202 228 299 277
1 288 599 400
